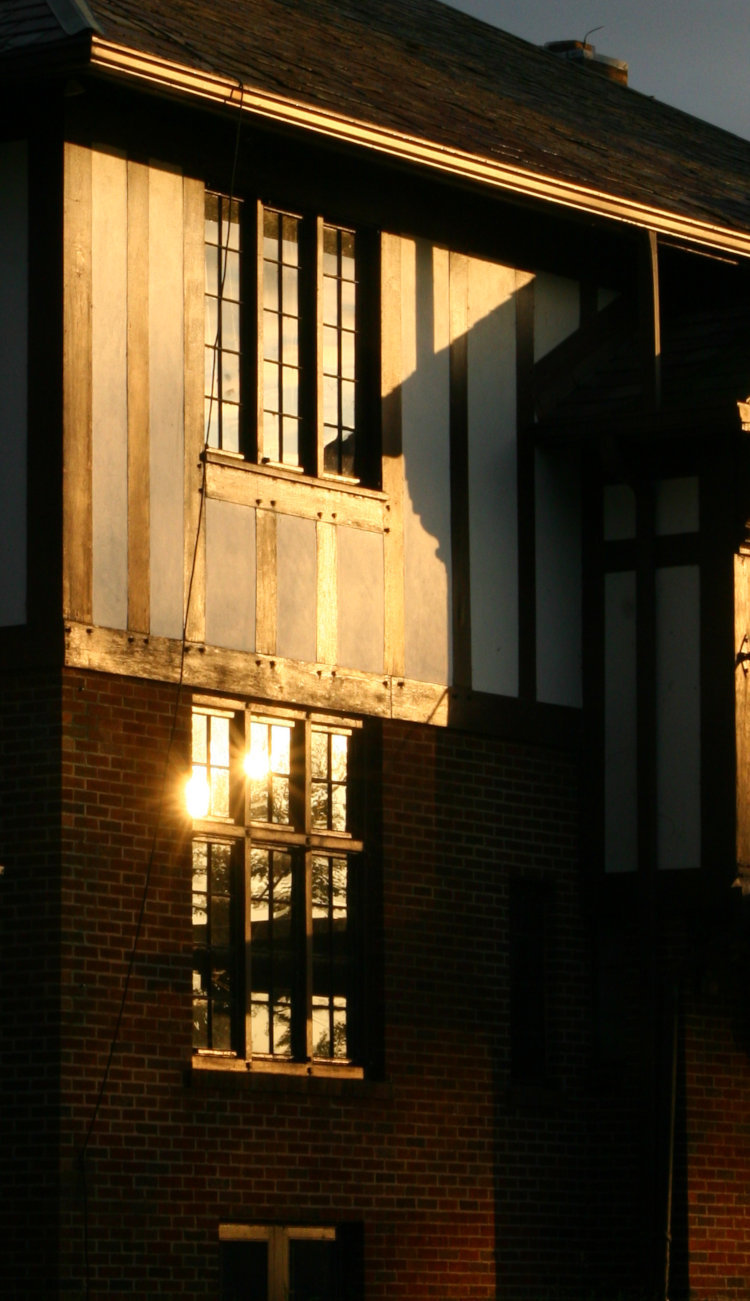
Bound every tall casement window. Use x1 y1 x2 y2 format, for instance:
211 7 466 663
189 701 369 1072
219 1223 363 1301
205 192 376 484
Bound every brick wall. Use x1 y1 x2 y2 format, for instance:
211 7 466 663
681 906 750 1301
7 668 633 1299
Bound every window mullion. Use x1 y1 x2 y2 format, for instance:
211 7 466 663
314 215 324 478
242 836 252 1059
303 721 314 1059
270 1227 287 1301
255 200 265 461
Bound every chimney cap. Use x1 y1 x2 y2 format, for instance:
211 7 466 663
544 39 628 86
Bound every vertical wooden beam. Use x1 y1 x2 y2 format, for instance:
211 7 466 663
127 159 150 633
183 174 205 642
380 232 405 682
255 507 277 655
735 550 750 870
62 141 93 625
449 251 471 689
516 275 536 700
639 230 661 413
316 520 337 664
28 128 64 633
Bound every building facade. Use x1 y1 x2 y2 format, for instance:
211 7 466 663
4 1 750 1297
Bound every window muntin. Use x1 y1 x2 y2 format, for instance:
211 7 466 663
206 193 369 483
190 704 364 1068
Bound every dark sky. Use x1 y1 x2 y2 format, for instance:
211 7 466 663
445 0 750 140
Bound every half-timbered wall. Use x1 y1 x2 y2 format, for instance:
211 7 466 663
603 475 702 872
0 140 28 628
63 144 594 718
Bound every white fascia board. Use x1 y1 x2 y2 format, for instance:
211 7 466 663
88 36 750 260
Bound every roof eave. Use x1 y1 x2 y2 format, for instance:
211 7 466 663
48 34 750 261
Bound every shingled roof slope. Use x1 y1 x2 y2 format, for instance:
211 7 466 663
6 0 750 240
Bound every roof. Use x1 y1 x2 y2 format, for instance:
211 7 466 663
6 0 750 254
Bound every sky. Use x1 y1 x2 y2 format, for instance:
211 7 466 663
444 0 750 141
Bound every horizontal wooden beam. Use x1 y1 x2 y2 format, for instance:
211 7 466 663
63 620 581 746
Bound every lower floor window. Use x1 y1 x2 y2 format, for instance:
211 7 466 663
190 702 370 1070
220 1224 363 1301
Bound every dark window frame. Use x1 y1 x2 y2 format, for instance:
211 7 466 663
190 699 370 1074
219 1222 363 1301
205 191 380 488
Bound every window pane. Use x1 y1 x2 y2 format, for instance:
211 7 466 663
221 248 240 302
341 379 355 430
281 366 299 417
282 264 298 312
341 278 356 332
205 191 220 244
222 300 240 352
192 713 208 765
205 242 219 293
323 274 338 326
323 427 342 475
221 404 240 454
263 207 280 257
282 315 299 366
263 410 280 463
340 228 356 269
221 350 240 404
263 361 279 413
288 1239 335 1301
263 309 279 362
205 296 218 346
311 730 328 780
263 259 279 313
323 375 339 427
340 329 355 380
322 223 339 274
323 324 339 374
221 1241 268 1301
205 345 219 398
281 213 299 264
271 726 290 774
282 417 299 467
224 198 241 251
331 732 348 782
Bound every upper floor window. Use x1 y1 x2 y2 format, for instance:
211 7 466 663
205 193 377 485
188 700 370 1071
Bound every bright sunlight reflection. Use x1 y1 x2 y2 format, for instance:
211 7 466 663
185 772 210 820
243 727 270 781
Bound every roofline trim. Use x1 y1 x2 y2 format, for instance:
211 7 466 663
89 36 750 259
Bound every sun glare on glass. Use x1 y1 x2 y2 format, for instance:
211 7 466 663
185 772 210 819
243 728 270 781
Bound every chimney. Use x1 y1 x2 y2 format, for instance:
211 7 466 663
544 40 628 86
